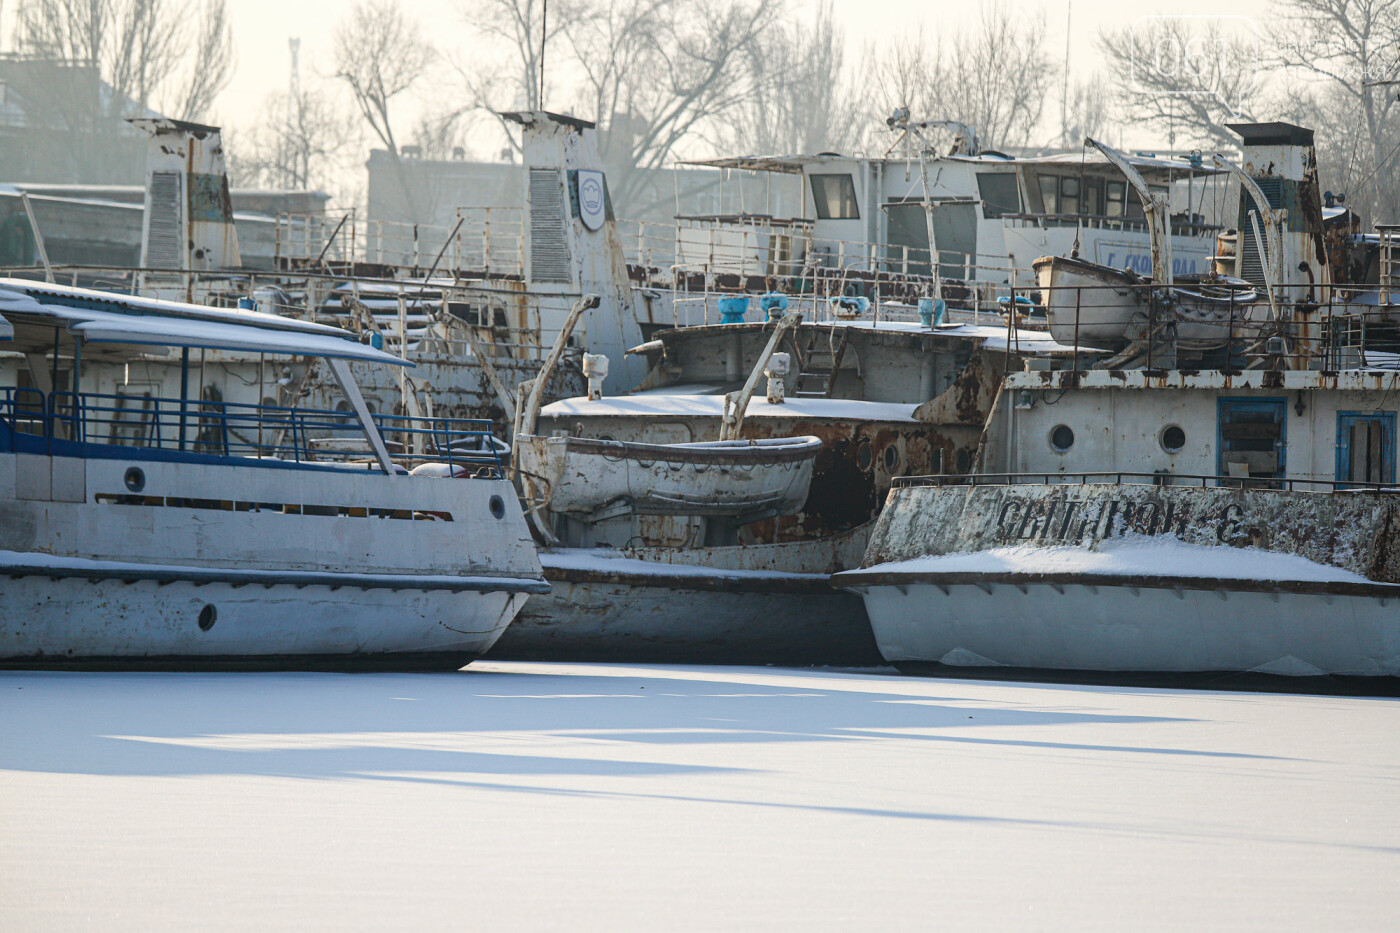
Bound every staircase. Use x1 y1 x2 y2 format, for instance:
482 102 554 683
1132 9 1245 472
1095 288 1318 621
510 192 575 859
792 329 850 398
1378 225 1400 306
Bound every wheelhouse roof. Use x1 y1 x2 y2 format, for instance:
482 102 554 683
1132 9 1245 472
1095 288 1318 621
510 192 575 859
0 278 410 365
684 149 1220 183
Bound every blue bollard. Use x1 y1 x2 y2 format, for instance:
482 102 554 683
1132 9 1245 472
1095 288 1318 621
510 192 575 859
718 296 750 324
759 293 789 321
238 297 256 311
917 298 935 328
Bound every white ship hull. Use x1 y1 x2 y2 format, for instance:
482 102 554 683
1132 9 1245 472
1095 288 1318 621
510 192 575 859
0 558 529 669
0 452 547 669
836 481 1400 678
854 575 1400 677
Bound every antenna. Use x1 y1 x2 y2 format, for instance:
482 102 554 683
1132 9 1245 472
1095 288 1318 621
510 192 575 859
1060 1 1072 145
538 0 548 109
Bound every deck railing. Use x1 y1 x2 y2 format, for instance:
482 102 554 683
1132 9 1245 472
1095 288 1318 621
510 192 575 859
1 388 504 475
892 471 1400 494
275 208 526 277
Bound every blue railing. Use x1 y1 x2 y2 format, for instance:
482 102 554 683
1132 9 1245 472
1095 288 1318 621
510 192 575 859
0 387 503 475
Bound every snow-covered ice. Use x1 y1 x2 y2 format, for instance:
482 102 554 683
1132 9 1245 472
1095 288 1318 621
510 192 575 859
863 536 1376 584
2 663 1398 930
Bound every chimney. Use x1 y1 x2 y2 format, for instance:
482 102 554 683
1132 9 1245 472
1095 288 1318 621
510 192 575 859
130 118 242 285
498 110 646 394
1226 122 1327 304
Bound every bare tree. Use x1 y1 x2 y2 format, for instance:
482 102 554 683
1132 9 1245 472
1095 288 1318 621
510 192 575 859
456 0 594 142
717 1 860 156
1266 0 1400 223
172 0 234 122
1098 17 1262 151
233 85 352 192
569 0 782 211
863 3 1053 150
12 0 234 120
450 0 778 214
1061 78 1112 148
332 0 435 157
332 0 435 220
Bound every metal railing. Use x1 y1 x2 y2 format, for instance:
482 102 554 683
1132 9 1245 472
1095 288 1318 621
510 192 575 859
274 208 526 276
892 471 1400 494
1 388 505 475
1032 273 1400 372
1002 212 1224 237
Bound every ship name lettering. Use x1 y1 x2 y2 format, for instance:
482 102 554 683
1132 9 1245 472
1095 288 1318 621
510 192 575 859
1216 504 1245 542
990 495 1222 543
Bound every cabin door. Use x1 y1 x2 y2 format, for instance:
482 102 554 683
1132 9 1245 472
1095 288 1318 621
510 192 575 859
884 199 978 279
1217 398 1286 481
1336 412 1395 487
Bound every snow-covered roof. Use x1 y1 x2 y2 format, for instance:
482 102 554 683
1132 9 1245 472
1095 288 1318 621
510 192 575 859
0 279 408 365
682 149 1218 180
542 393 920 423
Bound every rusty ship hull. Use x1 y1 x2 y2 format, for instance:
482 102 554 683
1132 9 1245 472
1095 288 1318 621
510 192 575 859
492 531 880 666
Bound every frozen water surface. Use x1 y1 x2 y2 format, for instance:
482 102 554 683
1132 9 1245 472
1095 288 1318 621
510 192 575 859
1 663 1398 930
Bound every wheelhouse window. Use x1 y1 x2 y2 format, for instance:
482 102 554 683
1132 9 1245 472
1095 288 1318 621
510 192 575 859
1106 180 1126 217
1083 178 1104 216
975 172 1021 218
810 173 860 219
1058 177 1080 215
1037 174 1058 214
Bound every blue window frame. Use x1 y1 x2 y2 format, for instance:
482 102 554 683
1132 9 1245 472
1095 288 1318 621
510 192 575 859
1217 397 1286 480
1336 411 1395 487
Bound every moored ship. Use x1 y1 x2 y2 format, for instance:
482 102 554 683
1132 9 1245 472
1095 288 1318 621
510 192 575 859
0 279 546 669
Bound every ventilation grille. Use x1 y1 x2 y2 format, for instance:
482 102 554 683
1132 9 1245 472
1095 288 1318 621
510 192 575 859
145 171 183 270
1237 177 1283 288
528 169 571 284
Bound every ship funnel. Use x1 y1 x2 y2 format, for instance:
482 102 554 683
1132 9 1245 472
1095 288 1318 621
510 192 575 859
499 110 645 394
1225 122 1327 305
130 118 241 278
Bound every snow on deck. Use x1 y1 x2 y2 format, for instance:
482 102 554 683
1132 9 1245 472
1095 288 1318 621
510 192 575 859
542 392 920 423
861 537 1376 584
2 663 1398 930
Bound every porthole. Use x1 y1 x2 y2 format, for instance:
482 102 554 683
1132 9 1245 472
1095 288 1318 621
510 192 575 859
883 444 900 471
1049 424 1075 453
489 495 506 520
123 467 145 493
1160 424 1186 454
855 438 874 472
197 604 217 632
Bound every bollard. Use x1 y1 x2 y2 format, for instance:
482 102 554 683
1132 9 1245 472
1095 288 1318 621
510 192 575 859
718 296 750 324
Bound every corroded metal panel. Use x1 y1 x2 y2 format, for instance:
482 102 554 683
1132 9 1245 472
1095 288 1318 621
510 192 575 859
861 482 1400 583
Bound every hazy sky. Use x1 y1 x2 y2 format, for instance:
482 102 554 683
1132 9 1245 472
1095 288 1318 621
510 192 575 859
2 0 1275 150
